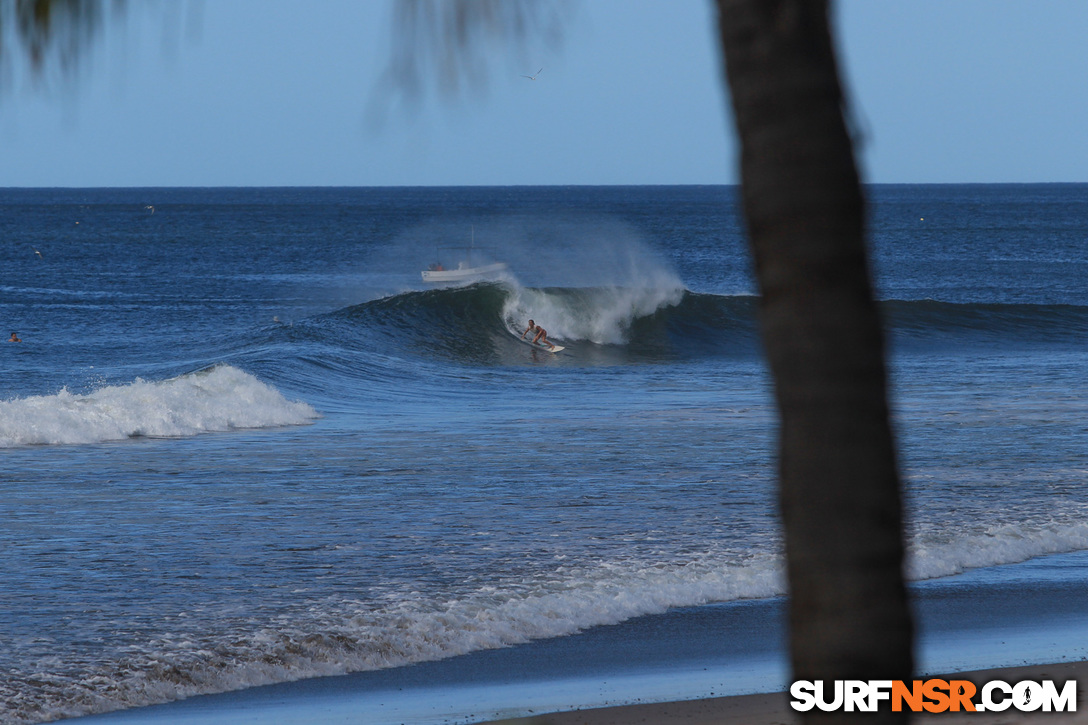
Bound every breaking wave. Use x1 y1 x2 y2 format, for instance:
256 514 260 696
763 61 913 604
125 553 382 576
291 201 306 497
0 365 318 448
7 511 1088 723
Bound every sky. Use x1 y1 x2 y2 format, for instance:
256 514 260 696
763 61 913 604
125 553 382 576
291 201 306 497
0 0 1086 187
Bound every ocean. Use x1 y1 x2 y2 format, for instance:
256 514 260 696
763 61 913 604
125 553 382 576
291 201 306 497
3 184 1088 724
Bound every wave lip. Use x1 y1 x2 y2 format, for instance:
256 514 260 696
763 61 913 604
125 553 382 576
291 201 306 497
0 365 318 448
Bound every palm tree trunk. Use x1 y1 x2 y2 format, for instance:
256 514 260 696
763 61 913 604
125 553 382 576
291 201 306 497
715 0 913 716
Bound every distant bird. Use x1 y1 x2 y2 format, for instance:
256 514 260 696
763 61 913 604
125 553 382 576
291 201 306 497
145 205 155 214
522 68 543 81
32 247 43 260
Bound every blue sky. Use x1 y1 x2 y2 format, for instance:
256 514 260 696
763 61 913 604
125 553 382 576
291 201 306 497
0 0 1086 187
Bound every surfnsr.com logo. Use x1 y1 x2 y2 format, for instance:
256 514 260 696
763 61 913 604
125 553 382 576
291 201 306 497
790 679 1077 713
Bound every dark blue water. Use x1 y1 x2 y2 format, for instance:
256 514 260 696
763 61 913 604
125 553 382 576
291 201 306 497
3 185 1088 723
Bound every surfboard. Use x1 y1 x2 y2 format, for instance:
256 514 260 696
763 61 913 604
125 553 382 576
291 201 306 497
522 337 564 353
514 329 565 353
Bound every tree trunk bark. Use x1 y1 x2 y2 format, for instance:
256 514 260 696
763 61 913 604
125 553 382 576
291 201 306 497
715 0 913 718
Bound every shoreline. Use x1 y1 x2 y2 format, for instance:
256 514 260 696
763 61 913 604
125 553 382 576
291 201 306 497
73 659 1088 725
73 551 1088 724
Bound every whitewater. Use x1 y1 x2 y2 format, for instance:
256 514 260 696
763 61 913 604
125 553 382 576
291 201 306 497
0 366 317 447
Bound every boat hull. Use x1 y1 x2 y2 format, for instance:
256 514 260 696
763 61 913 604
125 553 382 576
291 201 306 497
421 262 508 283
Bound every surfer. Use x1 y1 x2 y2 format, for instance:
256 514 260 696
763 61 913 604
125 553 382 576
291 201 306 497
9 332 21 342
522 319 555 350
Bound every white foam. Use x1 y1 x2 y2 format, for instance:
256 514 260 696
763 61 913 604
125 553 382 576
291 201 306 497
14 519 1088 722
906 516 1088 581
0 365 318 447
8 551 786 722
484 219 686 344
502 283 684 344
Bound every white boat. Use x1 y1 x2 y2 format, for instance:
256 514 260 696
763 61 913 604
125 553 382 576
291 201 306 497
421 229 508 283
422 260 509 283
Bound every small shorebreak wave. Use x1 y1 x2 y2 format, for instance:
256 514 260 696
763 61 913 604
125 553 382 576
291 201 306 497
0 365 318 448
5 550 785 724
907 514 1088 581
11 515 1088 724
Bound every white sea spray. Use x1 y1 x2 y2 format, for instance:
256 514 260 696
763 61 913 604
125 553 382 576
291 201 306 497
502 285 684 345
